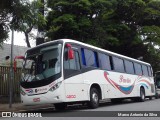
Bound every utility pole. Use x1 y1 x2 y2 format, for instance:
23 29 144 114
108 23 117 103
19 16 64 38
36 0 45 46
9 29 14 108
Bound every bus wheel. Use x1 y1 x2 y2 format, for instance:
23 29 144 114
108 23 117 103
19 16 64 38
88 88 99 109
139 87 145 102
54 103 67 110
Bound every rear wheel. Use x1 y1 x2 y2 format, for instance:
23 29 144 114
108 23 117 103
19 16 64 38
139 87 145 102
88 88 99 109
54 103 67 110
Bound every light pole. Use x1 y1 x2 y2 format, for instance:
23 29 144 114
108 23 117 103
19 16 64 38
36 0 44 46
9 29 14 108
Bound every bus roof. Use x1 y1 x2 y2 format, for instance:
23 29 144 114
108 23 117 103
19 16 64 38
28 39 151 66
61 39 150 66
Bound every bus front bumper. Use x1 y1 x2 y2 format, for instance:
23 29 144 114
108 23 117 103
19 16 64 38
21 90 65 105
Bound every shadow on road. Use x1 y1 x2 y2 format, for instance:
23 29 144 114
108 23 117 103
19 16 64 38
25 98 156 114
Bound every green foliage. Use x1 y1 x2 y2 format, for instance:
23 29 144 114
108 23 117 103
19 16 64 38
0 0 13 44
10 0 46 32
0 0 46 47
46 0 160 72
1 0 160 71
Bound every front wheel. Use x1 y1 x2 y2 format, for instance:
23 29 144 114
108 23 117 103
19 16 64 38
88 88 99 109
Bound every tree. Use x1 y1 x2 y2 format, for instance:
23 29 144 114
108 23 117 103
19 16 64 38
46 0 116 43
10 0 46 47
0 0 13 47
0 0 46 48
46 0 160 71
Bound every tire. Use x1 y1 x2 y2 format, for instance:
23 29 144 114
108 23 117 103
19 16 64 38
88 88 99 109
139 87 145 102
54 103 67 110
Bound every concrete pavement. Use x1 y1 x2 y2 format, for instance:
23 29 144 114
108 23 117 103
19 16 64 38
0 103 54 117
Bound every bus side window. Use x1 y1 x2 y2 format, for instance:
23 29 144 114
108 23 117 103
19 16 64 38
112 56 125 73
98 53 111 70
147 66 152 77
142 65 149 76
64 48 80 71
124 60 134 74
81 48 98 67
134 63 142 75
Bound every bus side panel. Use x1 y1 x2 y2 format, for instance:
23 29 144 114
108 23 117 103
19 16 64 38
64 73 89 102
105 71 137 98
136 77 155 97
106 71 155 98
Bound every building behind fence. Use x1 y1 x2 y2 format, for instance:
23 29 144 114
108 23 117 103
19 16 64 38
0 44 29 103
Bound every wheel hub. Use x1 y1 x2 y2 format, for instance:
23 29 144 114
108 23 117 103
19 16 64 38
92 92 98 103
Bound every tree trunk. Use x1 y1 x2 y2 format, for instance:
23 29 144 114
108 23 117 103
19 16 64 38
24 32 31 48
36 0 44 46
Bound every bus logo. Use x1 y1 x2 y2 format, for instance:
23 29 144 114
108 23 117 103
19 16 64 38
33 98 40 102
66 95 76 98
25 89 33 93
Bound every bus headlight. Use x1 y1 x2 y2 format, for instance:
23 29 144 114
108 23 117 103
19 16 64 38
49 82 62 92
20 89 26 96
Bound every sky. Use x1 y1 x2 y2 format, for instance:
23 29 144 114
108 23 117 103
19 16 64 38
4 0 36 48
4 30 36 47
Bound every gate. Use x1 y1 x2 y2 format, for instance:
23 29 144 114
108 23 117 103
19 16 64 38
0 66 28 103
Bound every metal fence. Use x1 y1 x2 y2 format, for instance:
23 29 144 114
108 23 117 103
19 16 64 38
0 66 28 103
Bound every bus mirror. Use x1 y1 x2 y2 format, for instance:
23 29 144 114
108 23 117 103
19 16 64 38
66 44 74 59
14 56 25 72
68 49 74 59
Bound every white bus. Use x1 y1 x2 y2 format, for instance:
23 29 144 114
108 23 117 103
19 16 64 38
16 39 155 110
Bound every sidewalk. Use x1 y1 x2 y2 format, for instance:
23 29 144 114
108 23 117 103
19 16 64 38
0 103 54 116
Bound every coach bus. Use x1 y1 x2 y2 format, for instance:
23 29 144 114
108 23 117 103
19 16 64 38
15 39 155 110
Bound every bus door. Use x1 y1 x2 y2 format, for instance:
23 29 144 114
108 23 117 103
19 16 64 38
63 44 87 101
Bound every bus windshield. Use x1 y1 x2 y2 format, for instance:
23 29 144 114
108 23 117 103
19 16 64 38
22 44 62 82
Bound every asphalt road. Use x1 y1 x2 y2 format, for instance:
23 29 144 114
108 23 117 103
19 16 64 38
1 98 160 120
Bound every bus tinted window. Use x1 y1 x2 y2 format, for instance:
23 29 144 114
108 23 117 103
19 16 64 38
64 50 80 70
98 53 111 70
113 57 125 72
82 48 98 67
124 60 134 74
148 66 152 76
142 65 148 76
134 63 142 75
